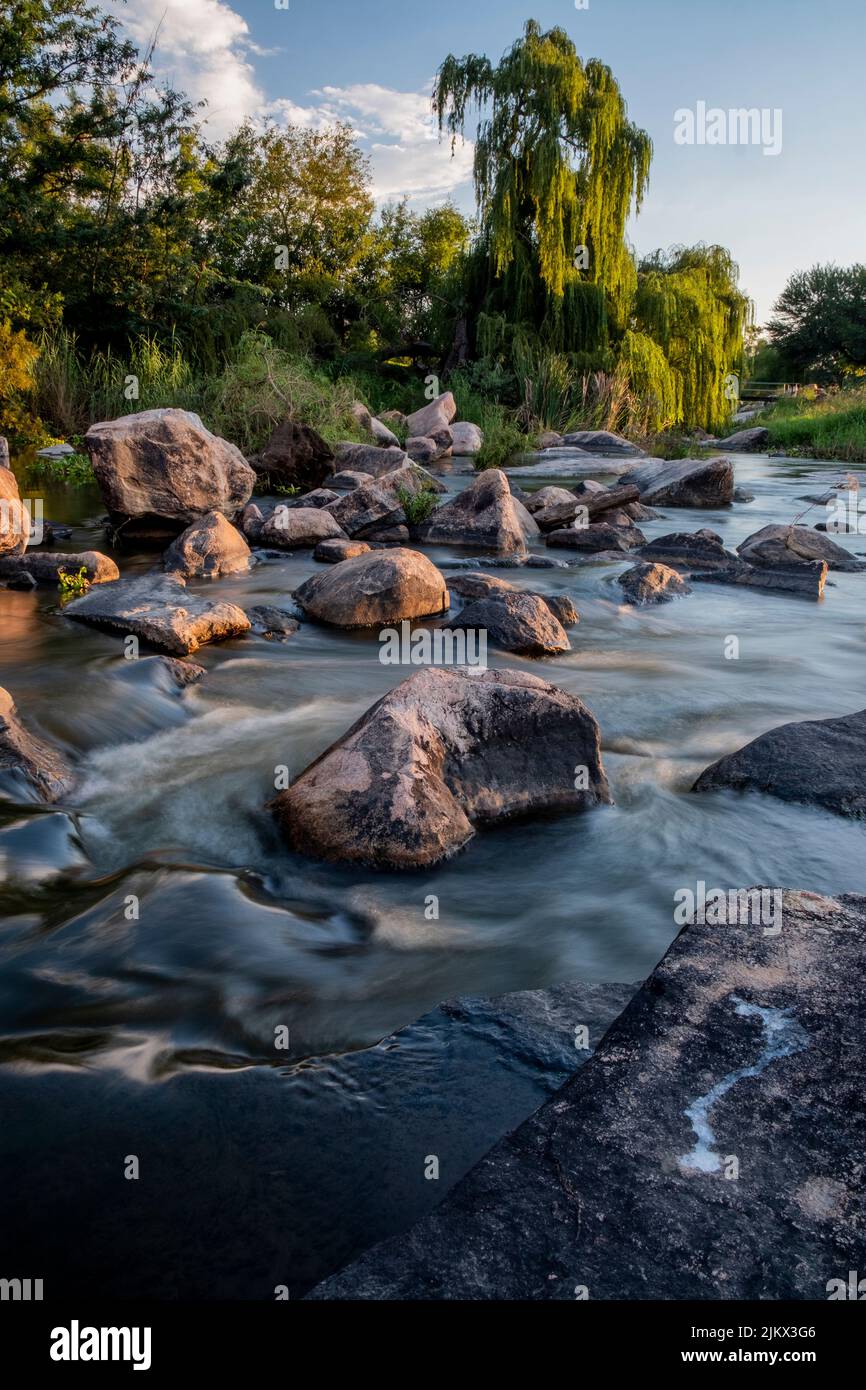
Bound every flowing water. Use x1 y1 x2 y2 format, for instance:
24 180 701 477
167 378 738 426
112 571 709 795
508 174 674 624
2 448 865 1295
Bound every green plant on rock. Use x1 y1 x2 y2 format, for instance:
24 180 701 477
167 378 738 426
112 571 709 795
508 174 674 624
57 566 90 599
396 481 439 526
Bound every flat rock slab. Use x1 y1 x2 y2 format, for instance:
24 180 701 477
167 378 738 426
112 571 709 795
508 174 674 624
64 576 251 655
692 561 828 600
639 529 738 571
693 707 866 817
308 890 866 1300
737 523 863 573
621 456 734 508
270 667 610 869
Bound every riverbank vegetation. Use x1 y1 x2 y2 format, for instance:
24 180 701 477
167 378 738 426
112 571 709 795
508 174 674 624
2 7 755 462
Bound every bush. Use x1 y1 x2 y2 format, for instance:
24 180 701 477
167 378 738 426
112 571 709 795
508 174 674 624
396 480 439 525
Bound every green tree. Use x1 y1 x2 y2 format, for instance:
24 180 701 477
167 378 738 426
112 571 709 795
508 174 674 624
767 264 866 381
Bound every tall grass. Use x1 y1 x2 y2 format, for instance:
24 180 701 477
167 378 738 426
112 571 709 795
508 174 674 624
754 386 866 462
33 332 197 437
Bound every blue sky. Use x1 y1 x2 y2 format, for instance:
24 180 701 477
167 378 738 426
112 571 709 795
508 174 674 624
111 0 866 323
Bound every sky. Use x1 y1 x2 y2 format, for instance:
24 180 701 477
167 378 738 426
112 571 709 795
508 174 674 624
108 0 866 324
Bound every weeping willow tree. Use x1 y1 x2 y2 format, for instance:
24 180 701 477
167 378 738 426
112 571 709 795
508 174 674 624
434 19 651 350
634 246 752 431
435 21 750 431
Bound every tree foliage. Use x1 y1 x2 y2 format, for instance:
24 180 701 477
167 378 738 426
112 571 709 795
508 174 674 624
767 264 866 381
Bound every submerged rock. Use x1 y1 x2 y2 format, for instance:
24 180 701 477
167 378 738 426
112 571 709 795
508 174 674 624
621 456 734 508
737 523 863 573
63 575 251 655
270 667 610 868
163 511 252 578
308 890 866 1300
313 538 372 564
547 521 645 553
294 547 449 628
618 562 691 605
247 606 301 640
446 589 570 656
693 707 866 818
0 686 73 802
418 470 530 554
85 408 255 540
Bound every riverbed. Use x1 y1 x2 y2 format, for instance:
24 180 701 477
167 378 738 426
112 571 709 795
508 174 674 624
2 448 865 1295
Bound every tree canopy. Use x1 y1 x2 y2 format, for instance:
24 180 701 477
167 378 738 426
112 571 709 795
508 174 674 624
768 264 866 381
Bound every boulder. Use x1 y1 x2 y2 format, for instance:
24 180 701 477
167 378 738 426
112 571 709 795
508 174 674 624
405 391 457 438
547 522 645 552
313 538 372 564
621 456 734 508
330 470 373 491
85 408 255 539
163 511 252 578
737 524 863 573
694 709 866 817
523 487 577 514
269 667 610 868
362 524 411 544
333 443 407 477
692 562 828 600
449 422 484 455
247 606 301 640
259 506 346 550
417 470 529 554
561 430 642 456
63 575 251 655
240 502 266 542
307 889 866 1300
349 401 373 432
405 437 439 465
713 426 769 452
253 420 335 492
639 529 738 571
294 547 449 628
286 488 340 509
0 550 119 586
448 572 578 628
0 686 73 802
0 467 28 556
445 590 570 656
370 417 401 448
536 431 564 449
379 410 406 428
325 465 438 539
618 562 691 605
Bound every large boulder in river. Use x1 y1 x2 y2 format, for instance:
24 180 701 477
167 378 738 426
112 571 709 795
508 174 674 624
0 467 28 556
0 550 119 586
693 708 866 819
618 562 691 605
294 547 449 628
446 590 570 656
327 464 444 539
163 511 252 578
639 529 738 571
712 426 769 452
448 572 578 628
737 523 862 573
405 391 457 438
0 686 72 802
269 667 610 868
621 456 734 508
259 506 346 550
254 420 335 491
547 521 645 553
64 575 250 655
417 470 529 554
561 430 642 456
450 422 484 455
307 889 866 1300
85 408 255 540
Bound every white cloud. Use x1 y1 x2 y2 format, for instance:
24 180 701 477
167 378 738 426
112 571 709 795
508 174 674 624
109 2 474 202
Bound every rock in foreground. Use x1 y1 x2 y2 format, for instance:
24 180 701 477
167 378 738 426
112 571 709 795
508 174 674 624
64 576 251 655
622 456 734 508
0 551 119 585
0 687 73 802
446 589 570 656
308 890 866 1299
85 408 255 539
294 548 449 628
693 707 866 818
270 667 610 868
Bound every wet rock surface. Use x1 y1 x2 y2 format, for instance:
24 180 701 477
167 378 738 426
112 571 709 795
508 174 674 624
445 589 571 656
0 686 73 802
270 667 610 868
294 547 449 628
163 511 252 578
0 550 119 585
63 575 251 655
622 456 734 508
693 708 866 817
309 890 866 1300
618 561 691 605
